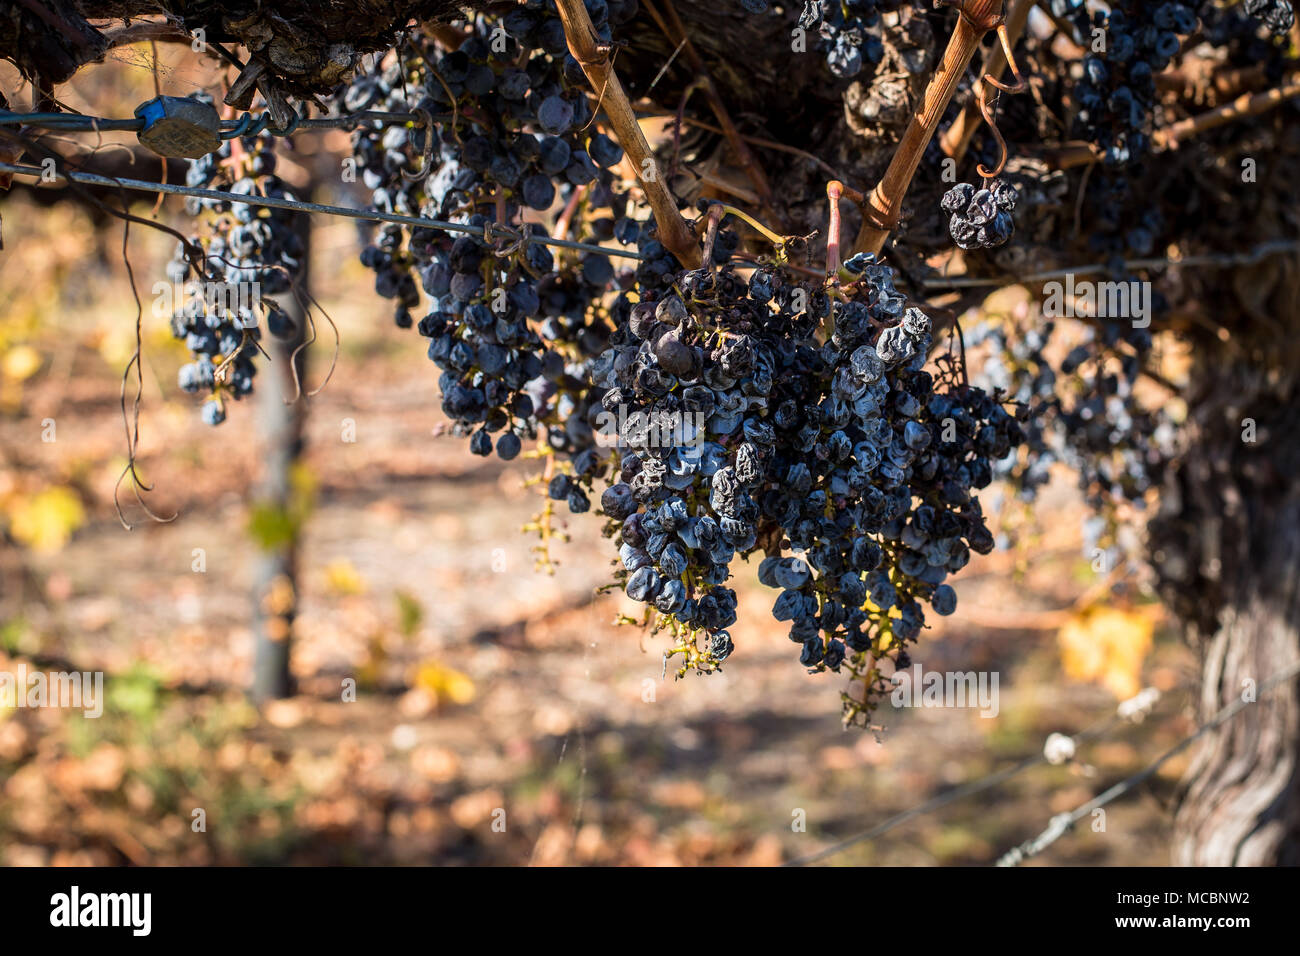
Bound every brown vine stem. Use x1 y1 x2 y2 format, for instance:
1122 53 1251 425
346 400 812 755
554 0 701 268
102 19 191 48
552 183 586 240
700 203 726 270
939 0 1034 165
1047 74 1300 169
696 169 761 206
668 77 706 184
1153 76 1300 149
424 22 468 51
851 0 1007 257
826 181 846 277
1046 140 1104 170
642 0 779 223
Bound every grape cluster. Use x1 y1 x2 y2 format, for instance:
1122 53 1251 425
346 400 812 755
966 319 1055 502
1070 3 1199 169
969 305 1173 518
750 258 1019 685
593 263 764 654
972 307 1169 580
341 3 648 510
941 179 1017 251
591 246 1022 711
796 1 919 79
341 3 1032 702
1242 0 1296 36
1064 1 1297 263
171 118 303 425
346 3 631 324
1202 1 1297 81
1053 327 1173 510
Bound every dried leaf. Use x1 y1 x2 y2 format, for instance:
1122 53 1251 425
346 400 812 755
1058 605 1158 700
6 487 86 553
412 661 476 706
323 558 366 596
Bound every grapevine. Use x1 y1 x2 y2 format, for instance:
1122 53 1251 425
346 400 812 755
3 0 1298 736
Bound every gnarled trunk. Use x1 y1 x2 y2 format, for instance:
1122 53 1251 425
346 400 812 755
1171 506 1300 865
1154 371 1300 865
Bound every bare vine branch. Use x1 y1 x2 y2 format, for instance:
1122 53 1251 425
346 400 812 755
852 0 1007 257
939 0 1034 166
1046 74 1300 169
553 0 701 268
641 0 779 223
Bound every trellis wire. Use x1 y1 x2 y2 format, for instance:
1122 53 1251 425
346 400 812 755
0 161 648 261
784 685 1172 867
0 107 436 138
7 123 1291 279
922 239 1300 289
996 657 1300 867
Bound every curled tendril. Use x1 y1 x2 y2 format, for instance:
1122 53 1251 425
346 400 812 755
984 23 1028 95
406 37 463 149
291 284 340 398
976 84 1009 180
976 22 1028 179
400 106 436 182
220 108 303 140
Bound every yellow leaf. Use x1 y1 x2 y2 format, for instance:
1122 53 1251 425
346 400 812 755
7 487 86 553
1 345 42 382
442 670 476 705
323 559 366 596
412 661 476 707
1058 606 1156 700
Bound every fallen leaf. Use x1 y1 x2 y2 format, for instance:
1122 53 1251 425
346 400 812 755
1059 605 1157 699
412 660 476 707
322 559 367 596
7 487 86 553
1 346 42 382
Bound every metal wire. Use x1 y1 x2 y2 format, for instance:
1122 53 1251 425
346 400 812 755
783 686 1173 867
0 107 435 137
996 658 1300 867
0 111 143 132
0 161 648 261
921 240 1300 289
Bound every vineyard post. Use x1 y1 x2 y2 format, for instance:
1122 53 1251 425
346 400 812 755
250 198 311 702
